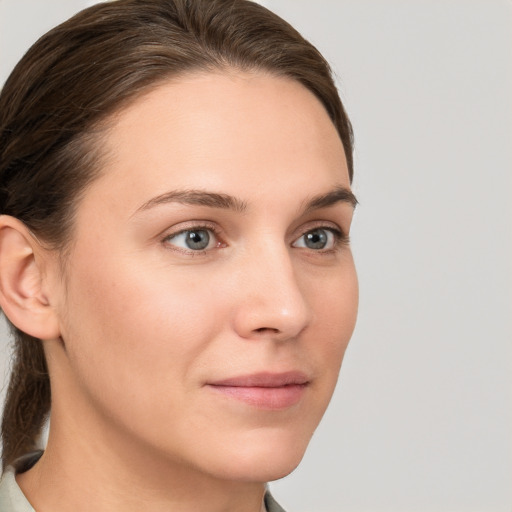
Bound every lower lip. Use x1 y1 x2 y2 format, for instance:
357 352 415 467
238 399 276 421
207 384 307 410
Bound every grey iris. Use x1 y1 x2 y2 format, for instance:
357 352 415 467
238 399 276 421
305 229 328 249
186 230 210 250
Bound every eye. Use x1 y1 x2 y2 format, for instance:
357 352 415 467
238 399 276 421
292 228 339 250
164 228 217 251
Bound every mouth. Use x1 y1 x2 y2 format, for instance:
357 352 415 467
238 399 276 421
206 371 310 410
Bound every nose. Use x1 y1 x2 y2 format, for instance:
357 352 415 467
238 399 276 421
231 246 312 341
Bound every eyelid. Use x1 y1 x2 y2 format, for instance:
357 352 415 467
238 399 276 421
161 221 225 254
291 221 350 250
293 220 347 239
158 219 349 255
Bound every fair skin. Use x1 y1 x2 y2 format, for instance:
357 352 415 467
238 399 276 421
0 71 357 512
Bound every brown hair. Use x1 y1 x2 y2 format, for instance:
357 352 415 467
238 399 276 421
0 0 354 470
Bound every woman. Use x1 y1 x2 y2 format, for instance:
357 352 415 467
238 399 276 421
0 0 358 510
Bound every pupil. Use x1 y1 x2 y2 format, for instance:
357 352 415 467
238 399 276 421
305 229 327 249
186 230 210 250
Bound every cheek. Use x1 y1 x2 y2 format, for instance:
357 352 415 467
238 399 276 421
305 256 358 375
58 251 230 411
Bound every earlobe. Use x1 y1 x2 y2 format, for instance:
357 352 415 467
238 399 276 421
0 215 61 340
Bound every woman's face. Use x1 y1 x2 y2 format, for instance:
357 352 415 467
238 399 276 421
47 71 358 482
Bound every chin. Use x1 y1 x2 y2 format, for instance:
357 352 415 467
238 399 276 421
201 428 313 483
217 452 306 483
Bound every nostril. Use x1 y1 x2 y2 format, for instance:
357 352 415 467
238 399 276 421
254 327 280 334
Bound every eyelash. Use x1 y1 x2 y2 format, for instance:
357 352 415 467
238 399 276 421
161 222 349 255
162 222 224 255
292 225 349 253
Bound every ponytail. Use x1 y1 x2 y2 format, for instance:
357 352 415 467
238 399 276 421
1 326 50 471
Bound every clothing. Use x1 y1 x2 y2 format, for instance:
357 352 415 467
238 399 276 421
0 468 34 512
0 460 287 512
265 492 287 512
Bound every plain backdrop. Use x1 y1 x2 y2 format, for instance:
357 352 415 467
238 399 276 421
1 1 511 511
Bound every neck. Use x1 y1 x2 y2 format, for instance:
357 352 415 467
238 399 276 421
16 409 267 512
17 438 267 512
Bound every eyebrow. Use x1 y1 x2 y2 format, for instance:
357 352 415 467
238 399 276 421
303 186 358 212
135 185 357 215
136 189 248 214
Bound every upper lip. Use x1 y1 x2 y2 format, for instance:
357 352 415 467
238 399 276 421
208 371 309 388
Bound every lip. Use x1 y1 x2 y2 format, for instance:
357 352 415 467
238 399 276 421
206 371 309 410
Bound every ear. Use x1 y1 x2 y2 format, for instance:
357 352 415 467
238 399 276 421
0 215 61 340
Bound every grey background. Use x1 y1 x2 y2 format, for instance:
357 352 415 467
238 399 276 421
1 1 511 511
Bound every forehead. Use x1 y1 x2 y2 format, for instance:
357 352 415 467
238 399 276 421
87 71 349 211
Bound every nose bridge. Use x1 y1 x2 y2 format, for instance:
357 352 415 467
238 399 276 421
233 241 311 340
